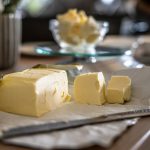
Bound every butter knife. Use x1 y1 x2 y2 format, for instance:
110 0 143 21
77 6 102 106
1 108 150 139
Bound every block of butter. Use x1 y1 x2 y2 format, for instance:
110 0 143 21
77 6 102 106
0 69 70 117
106 76 131 104
73 72 106 105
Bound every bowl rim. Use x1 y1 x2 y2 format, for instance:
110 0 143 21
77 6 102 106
49 19 109 30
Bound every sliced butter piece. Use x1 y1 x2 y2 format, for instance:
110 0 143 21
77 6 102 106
106 76 131 104
0 69 70 117
73 72 106 105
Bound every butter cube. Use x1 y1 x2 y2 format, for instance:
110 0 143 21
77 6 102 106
0 69 70 117
73 72 106 105
106 76 131 104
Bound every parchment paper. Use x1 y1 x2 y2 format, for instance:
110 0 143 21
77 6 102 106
1 67 150 149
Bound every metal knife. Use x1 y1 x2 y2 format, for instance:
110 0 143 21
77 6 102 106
1 108 150 139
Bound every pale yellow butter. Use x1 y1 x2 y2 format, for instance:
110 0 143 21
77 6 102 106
106 76 131 104
57 9 100 45
73 72 106 105
0 69 70 117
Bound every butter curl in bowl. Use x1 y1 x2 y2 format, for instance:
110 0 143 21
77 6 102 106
50 9 109 53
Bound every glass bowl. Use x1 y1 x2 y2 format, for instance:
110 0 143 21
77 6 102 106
49 19 109 54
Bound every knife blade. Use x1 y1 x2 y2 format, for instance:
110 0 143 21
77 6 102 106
1 108 150 139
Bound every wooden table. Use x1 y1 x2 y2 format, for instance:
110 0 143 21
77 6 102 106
0 37 150 150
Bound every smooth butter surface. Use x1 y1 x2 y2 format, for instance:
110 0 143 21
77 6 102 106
73 72 106 105
0 69 70 117
106 76 131 104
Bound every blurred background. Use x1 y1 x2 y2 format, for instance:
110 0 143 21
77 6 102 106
18 0 150 42
0 0 150 70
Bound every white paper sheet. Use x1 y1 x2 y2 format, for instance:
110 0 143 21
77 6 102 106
4 119 138 149
1 67 150 149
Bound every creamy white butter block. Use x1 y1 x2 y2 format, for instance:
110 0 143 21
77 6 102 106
0 69 70 117
73 72 106 105
106 76 131 104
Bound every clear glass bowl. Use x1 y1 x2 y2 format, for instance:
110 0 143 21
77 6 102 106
49 19 109 54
